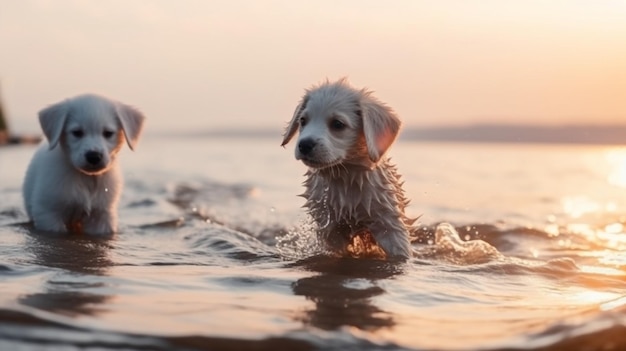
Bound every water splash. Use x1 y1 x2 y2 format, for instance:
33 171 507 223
276 216 324 260
415 222 503 265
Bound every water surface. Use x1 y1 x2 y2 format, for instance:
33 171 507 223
1 136 625 350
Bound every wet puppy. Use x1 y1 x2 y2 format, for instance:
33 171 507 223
281 78 415 259
23 94 145 235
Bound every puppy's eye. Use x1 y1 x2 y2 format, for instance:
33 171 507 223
299 117 308 127
329 119 346 131
71 130 84 138
103 130 115 139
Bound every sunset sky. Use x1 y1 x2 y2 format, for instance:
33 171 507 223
1 1 625 134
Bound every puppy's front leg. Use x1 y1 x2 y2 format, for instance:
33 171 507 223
317 223 352 256
33 210 68 233
370 221 412 259
82 210 117 235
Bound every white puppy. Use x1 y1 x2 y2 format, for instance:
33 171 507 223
281 78 416 259
23 94 145 235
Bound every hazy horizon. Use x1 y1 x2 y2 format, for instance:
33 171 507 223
129 123 626 146
1 1 625 134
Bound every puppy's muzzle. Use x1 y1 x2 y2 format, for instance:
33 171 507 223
85 151 103 166
298 138 316 156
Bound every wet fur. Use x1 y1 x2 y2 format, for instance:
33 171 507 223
23 94 145 235
282 79 416 259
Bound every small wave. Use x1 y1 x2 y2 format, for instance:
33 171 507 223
164 180 291 243
1 308 321 351
512 306 626 351
139 218 186 229
0 206 28 227
415 223 503 265
185 225 277 262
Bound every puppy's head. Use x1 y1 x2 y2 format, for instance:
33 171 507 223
38 94 145 175
281 78 401 170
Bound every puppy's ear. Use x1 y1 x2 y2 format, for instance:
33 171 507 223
281 95 308 147
361 96 401 163
115 103 145 150
38 101 69 150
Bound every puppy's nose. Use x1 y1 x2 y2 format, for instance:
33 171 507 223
298 138 316 156
85 151 103 165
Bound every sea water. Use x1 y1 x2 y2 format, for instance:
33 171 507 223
0 135 625 350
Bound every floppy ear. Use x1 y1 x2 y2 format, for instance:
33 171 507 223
361 96 401 163
281 95 308 147
115 103 145 150
38 101 70 150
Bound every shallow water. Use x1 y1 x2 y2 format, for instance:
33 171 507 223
1 136 625 351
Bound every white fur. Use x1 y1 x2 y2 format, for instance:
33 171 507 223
23 94 145 235
282 78 416 259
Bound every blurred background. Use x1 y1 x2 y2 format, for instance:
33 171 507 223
0 0 625 140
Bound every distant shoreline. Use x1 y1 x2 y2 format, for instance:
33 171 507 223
400 124 626 145
152 124 626 146
0 132 41 146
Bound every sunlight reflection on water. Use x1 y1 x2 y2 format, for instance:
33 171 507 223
552 147 626 260
606 148 626 188
566 290 621 307
601 296 626 312
562 196 602 219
